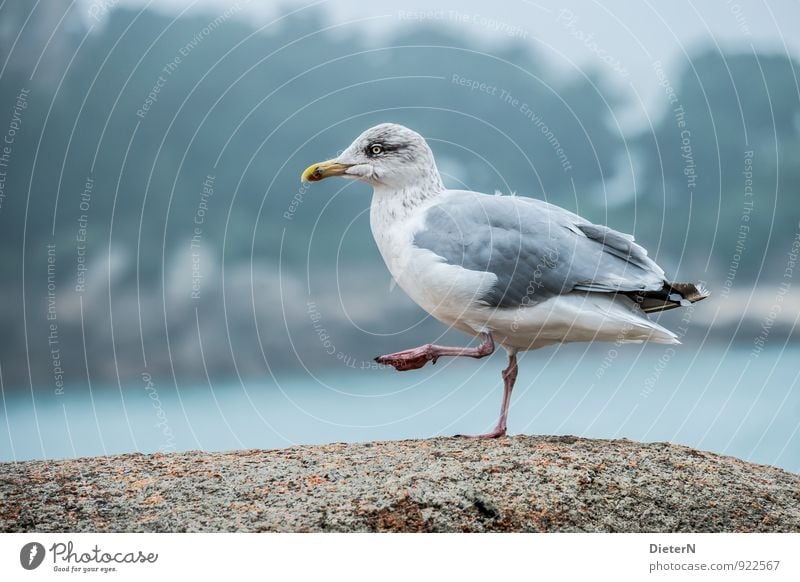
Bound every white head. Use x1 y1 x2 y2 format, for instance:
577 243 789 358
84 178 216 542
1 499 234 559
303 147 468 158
301 123 444 191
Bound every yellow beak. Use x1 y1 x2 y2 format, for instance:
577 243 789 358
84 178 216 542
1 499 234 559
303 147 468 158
301 159 351 182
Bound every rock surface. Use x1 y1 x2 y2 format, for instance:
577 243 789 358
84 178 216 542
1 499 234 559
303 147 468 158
1 436 798 532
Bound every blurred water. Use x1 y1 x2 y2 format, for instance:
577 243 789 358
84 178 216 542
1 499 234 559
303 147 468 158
1 344 798 473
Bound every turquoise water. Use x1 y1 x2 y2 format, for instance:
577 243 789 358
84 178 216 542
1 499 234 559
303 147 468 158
1 344 798 473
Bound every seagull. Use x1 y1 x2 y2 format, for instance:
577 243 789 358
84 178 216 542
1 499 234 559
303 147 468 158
301 123 708 438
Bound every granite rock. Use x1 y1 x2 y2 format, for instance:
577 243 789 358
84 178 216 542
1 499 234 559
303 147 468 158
1 436 798 532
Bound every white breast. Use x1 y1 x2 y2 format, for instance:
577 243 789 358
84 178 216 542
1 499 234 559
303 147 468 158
369 190 495 337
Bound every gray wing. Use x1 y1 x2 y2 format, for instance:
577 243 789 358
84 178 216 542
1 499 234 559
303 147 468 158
413 191 666 308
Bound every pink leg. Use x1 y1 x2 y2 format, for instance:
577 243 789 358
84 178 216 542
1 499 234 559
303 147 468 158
375 333 494 371
461 352 518 439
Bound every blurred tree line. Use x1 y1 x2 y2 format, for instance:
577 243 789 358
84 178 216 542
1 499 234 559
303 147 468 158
0 1 798 387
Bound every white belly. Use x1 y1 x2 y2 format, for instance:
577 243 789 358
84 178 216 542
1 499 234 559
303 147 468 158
469 293 679 350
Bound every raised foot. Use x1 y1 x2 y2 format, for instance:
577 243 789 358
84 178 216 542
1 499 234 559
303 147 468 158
374 346 438 371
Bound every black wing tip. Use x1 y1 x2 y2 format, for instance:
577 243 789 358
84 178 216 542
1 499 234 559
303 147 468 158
626 281 710 313
671 281 711 303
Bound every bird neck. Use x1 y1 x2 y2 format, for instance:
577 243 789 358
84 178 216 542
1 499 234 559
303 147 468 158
370 163 445 221
370 181 443 222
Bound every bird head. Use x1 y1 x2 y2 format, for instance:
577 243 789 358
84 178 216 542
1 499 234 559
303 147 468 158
301 123 443 191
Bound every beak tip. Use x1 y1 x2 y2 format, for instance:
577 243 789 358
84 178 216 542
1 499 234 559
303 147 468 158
300 165 320 183
301 160 349 183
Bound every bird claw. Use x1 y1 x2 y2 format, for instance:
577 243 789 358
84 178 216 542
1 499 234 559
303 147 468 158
454 429 507 439
374 352 433 371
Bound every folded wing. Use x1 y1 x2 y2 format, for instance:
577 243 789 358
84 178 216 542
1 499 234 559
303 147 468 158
413 191 667 309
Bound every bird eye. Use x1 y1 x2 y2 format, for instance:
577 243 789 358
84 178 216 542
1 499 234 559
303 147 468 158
369 143 384 156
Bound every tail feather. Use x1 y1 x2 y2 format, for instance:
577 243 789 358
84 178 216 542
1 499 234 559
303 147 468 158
624 282 710 314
